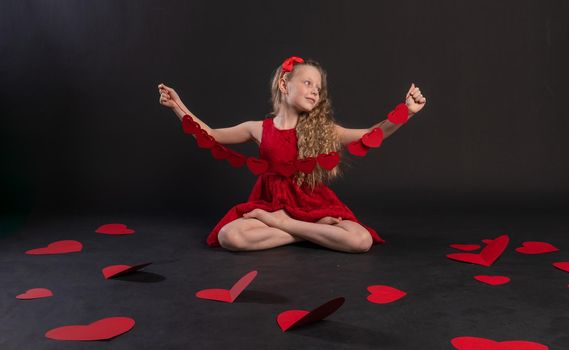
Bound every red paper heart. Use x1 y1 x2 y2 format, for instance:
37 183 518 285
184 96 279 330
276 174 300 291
196 130 216 149
450 244 481 252
347 140 369 157
95 223 135 235
447 235 509 267
196 271 257 303
317 152 340 170
102 263 152 279
274 160 297 177
277 297 345 332
210 144 230 160
26 240 83 255
45 317 135 341
16 288 53 300
515 241 559 254
474 275 511 286
296 157 317 174
361 128 384 148
182 116 201 134
366 285 407 304
451 336 548 350
226 151 247 168
387 103 409 124
553 262 569 273
246 157 269 176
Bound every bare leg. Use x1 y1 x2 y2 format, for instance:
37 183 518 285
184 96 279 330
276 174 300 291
242 209 372 253
218 216 304 251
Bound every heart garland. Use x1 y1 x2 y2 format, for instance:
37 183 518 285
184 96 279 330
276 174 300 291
181 103 407 176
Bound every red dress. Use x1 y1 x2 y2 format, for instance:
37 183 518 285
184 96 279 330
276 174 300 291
207 117 385 246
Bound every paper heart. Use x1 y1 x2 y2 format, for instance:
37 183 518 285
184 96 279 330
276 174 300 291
515 241 559 254
447 235 509 267
296 157 317 174
26 240 83 255
361 128 384 148
102 263 152 279
246 158 269 176
196 271 257 303
451 336 548 350
95 223 135 235
16 288 53 300
226 151 247 168
474 275 511 286
45 317 135 341
182 116 202 134
210 144 230 160
553 262 569 273
387 103 409 124
366 285 407 304
277 297 345 332
347 140 369 157
316 152 340 170
196 130 216 149
274 160 297 177
450 244 481 252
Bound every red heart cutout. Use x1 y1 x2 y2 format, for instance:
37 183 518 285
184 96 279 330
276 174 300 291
296 157 317 174
450 244 481 252
210 144 230 160
317 152 340 170
246 157 269 176
451 336 548 350
366 285 407 304
181 115 201 134
102 263 152 279
274 160 297 177
196 271 257 303
553 262 569 273
515 241 559 254
45 317 135 341
277 297 345 332
16 288 53 300
347 140 369 157
26 240 83 255
196 130 216 149
95 223 135 235
361 128 384 148
474 275 511 286
226 151 247 168
447 235 509 267
387 103 409 124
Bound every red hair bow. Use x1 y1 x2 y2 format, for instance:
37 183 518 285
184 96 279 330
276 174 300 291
281 56 304 73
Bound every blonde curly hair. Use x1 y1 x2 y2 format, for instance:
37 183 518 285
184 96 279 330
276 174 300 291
269 59 343 190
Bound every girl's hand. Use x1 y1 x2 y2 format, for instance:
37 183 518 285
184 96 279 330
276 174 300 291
157 83 181 109
405 83 427 116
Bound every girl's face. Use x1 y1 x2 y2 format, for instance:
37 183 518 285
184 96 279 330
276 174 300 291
281 65 322 112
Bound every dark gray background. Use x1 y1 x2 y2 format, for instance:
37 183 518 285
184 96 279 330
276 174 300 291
2 0 568 217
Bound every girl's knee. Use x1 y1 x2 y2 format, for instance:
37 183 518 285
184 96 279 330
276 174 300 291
350 230 373 253
218 226 247 251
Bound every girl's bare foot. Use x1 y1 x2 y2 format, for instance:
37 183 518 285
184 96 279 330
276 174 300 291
316 216 342 225
242 209 291 228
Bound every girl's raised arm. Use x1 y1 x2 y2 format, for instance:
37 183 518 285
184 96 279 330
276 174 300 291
158 83 259 145
334 83 426 146
334 120 403 146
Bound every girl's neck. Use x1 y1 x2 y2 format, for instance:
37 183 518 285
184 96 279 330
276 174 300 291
274 104 300 129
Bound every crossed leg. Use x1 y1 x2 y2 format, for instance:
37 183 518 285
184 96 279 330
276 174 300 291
218 209 372 253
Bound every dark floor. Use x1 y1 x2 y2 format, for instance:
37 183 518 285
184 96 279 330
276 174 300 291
1 207 568 349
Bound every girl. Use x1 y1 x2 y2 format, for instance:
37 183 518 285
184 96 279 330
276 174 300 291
158 56 426 253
